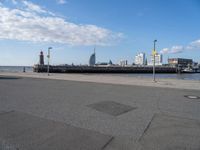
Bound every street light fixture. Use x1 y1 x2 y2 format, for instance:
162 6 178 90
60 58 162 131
47 47 52 76
153 40 157 82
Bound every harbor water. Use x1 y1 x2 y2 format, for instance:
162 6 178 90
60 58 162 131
0 66 33 73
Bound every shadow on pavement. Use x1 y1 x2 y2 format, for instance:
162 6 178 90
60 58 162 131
0 76 21 80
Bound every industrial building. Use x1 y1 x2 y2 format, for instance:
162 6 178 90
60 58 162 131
168 58 193 67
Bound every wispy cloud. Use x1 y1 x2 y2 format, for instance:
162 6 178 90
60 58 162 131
189 39 200 49
0 0 123 46
136 12 144 17
57 0 67 4
160 39 200 54
11 0 17 5
22 0 47 13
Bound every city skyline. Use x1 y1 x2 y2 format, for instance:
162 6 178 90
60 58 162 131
0 0 200 66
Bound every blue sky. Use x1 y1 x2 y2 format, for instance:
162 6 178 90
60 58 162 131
0 0 200 66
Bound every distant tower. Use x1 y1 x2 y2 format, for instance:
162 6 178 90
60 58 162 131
145 58 148 65
109 60 113 65
89 48 96 66
39 51 44 65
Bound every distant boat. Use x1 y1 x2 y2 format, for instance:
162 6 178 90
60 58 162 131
182 68 195 73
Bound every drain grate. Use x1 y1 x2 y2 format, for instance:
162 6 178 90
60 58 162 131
88 101 136 116
184 95 200 99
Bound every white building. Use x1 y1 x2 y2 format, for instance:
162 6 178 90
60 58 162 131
135 52 145 65
148 53 163 66
119 60 128 66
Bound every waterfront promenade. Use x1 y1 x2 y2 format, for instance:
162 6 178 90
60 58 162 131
0 73 200 149
0 72 200 90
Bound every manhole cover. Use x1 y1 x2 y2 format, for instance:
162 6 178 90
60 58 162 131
184 95 200 99
88 101 136 116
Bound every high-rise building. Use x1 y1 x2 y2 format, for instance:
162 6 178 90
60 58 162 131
148 53 163 66
39 51 44 65
89 49 96 66
135 52 145 65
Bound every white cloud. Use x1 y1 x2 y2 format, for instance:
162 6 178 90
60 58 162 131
22 0 47 14
160 48 169 54
57 0 67 4
0 0 122 46
171 46 184 53
160 39 200 54
190 39 200 48
160 46 184 54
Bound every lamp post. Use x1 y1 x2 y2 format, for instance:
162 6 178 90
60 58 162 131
47 47 52 76
153 40 157 82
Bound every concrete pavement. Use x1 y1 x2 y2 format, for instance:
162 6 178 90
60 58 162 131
0 72 200 90
0 76 200 149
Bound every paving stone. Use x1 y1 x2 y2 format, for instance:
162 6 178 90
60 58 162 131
0 111 113 150
139 114 200 150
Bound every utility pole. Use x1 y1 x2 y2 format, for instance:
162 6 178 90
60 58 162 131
47 47 52 76
153 40 157 82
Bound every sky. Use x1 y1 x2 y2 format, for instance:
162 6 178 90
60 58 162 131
0 0 200 66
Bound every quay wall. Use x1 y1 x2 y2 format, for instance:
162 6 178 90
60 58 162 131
33 65 178 73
